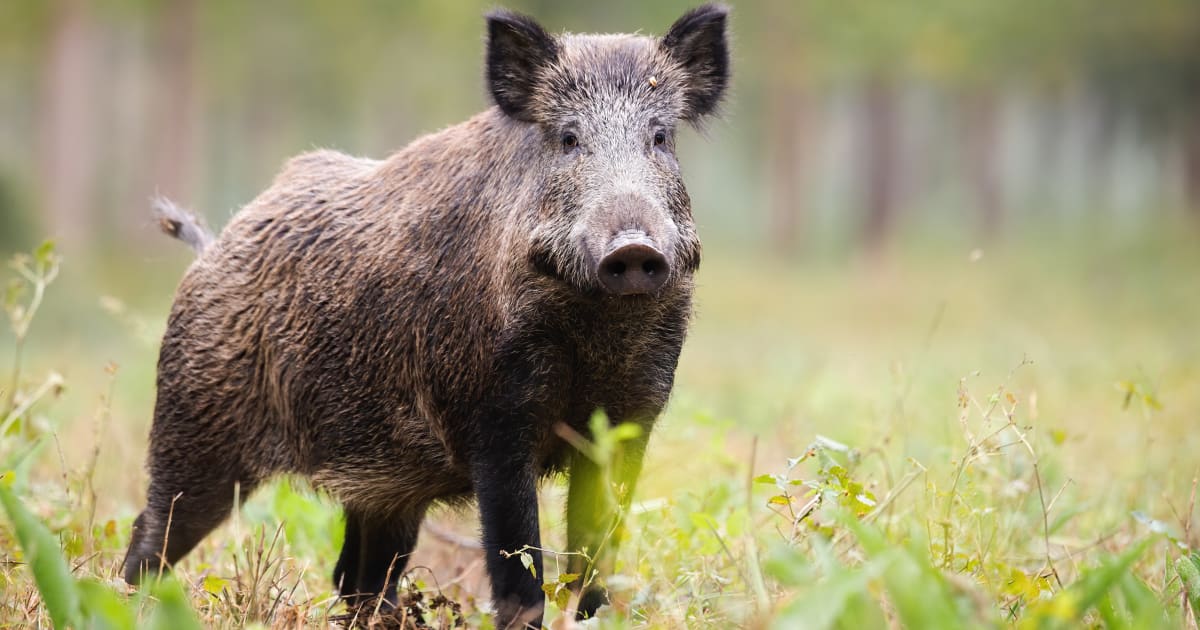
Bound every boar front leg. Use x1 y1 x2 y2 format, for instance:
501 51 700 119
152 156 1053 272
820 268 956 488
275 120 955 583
565 420 651 619
472 416 546 629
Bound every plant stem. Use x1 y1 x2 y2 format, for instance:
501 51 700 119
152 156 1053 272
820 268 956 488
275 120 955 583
3 336 23 420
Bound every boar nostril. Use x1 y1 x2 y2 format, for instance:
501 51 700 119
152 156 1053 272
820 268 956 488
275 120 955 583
597 240 670 296
642 259 664 276
605 261 627 277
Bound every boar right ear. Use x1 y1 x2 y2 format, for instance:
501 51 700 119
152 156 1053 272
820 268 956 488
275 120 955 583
661 4 730 122
486 10 558 122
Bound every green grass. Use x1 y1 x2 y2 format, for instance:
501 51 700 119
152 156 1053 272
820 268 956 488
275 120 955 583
1 228 1198 628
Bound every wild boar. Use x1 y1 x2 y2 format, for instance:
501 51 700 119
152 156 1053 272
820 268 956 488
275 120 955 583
124 5 729 628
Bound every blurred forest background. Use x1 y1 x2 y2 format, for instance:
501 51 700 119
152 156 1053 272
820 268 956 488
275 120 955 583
3 1 1200 627
1 0 1198 258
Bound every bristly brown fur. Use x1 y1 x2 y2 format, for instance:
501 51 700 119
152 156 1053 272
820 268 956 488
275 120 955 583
126 6 729 629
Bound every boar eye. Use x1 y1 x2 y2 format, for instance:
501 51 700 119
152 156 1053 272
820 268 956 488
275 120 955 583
653 130 667 146
561 132 579 152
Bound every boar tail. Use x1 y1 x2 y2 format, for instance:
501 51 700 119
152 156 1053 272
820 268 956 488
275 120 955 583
153 196 213 254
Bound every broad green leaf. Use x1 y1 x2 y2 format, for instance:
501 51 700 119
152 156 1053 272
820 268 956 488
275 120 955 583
844 516 966 628
145 577 203 630
1095 590 1125 629
763 542 813 587
1177 552 1200 625
1092 570 1167 630
519 551 537 579
542 582 572 613
77 579 136 630
0 484 81 629
4 279 22 310
556 572 580 584
770 559 884 630
34 240 56 265
813 435 850 453
1039 537 1155 628
1117 571 1168 628
202 575 228 596
1073 538 1152 614
609 422 643 443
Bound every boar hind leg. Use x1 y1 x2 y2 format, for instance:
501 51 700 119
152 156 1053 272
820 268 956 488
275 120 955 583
123 466 259 585
332 511 362 597
334 507 424 607
566 425 649 620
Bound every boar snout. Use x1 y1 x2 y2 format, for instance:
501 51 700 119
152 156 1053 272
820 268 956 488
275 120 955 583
598 230 669 295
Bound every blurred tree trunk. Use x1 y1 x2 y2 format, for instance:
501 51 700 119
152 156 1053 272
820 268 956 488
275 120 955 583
862 74 900 255
1031 96 1065 224
765 0 805 255
37 0 98 248
964 89 1003 239
152 0 198 206
1084 101 1118 219
1184 119 1200 218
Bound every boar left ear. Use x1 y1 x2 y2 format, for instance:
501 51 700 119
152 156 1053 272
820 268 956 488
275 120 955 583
661 4 730 122
486 10 558 122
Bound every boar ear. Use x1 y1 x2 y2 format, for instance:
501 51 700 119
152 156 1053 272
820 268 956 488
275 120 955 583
486 10 558 122
661 4 730 121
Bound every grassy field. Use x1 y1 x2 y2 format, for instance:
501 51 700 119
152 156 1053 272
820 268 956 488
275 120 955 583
1 226 1199 628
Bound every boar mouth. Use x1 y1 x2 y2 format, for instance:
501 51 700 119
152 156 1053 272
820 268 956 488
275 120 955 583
528 234 676 301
